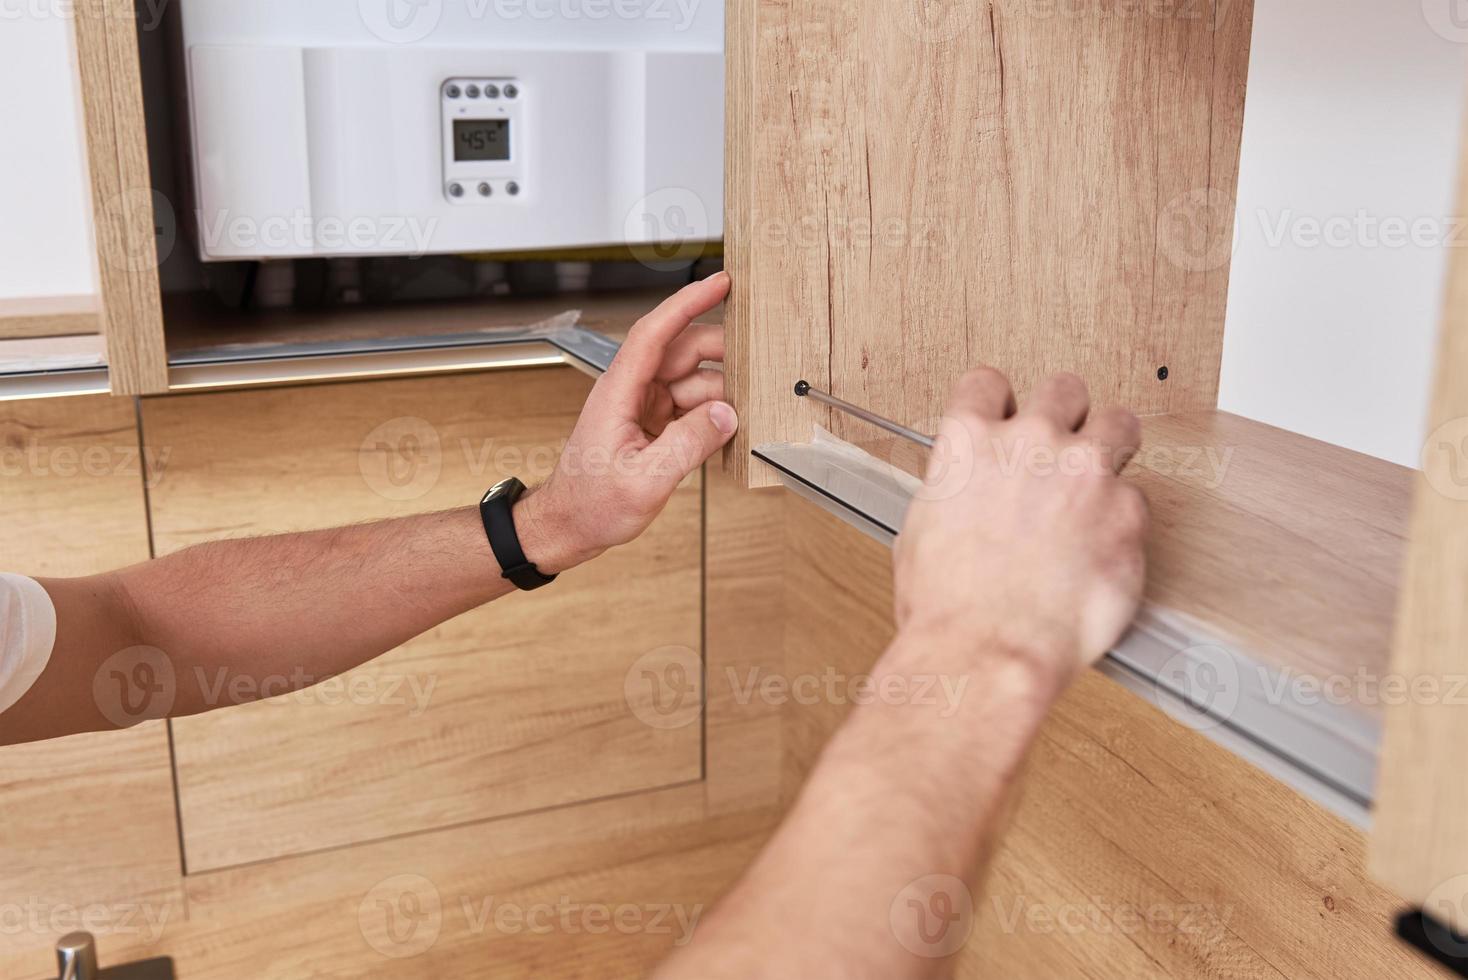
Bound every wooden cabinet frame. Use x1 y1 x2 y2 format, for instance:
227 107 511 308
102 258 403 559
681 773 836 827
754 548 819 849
1370 94 1468 954
71 0 168 394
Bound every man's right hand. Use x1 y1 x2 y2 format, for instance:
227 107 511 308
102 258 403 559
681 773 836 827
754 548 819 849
893 368 1148 693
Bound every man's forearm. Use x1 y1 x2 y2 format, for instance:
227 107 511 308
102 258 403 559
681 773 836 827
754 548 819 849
655 625 1064 980
0 495 578 745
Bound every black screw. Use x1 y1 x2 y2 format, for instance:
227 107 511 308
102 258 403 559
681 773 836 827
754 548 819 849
1157 366 1169 381
794 380 812 397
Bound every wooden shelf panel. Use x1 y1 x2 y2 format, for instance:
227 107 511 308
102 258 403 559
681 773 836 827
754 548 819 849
0 295 102 340
162 288 691 358
1134 411 1413 713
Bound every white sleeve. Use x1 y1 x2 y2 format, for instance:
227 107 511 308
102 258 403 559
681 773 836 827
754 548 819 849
0 574 57 716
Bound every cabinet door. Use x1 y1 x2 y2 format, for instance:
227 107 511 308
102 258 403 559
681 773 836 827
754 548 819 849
724 0 1254 485
143 368 703 872
0 395 182 975
779 503 1432 979
1371 93 1468 943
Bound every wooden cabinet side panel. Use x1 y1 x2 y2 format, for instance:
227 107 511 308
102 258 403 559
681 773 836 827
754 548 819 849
780 503 1441 979
0 395 182 973
145 370 703 871
726 0 1254 486
72 1 168 395
1370 90 1468 930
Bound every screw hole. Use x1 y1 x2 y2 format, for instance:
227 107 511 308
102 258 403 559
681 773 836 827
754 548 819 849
1157 366 1169 381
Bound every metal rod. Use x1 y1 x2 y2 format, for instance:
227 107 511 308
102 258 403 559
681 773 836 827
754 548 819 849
793 380 935 449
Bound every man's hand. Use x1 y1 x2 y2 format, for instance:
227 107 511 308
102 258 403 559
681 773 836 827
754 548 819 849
517 272 737 573
655 368 1149 980
893 368 1148 691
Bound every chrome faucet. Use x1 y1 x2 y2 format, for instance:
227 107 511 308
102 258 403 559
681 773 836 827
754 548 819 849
54 933 174 980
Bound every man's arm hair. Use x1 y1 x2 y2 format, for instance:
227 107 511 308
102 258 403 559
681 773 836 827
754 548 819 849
655 367 1148 979
0 273 740 748
0 507 529 746
652 629 1057 980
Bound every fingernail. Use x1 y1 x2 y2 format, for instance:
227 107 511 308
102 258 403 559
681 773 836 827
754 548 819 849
705 270 730 285
710 401 738 434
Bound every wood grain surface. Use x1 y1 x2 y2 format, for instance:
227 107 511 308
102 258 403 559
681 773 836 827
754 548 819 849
0 389 792 980
779 501 1445 979
725 0 1254 485
1136 411 1413 706
0 295 103 340
143 369 704 871
0 395 183 968
1371 88 1468 932
71 1 168 394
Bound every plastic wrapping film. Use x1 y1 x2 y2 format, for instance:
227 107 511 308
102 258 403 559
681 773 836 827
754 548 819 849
752 428 1378 827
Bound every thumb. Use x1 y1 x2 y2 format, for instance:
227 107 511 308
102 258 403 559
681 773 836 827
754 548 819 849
642 401 739 488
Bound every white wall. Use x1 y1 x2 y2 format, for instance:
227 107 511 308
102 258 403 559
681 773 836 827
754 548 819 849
0 8 97 301
1219 0 1467 467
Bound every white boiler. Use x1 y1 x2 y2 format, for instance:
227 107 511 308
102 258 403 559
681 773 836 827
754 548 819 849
175 0 725 261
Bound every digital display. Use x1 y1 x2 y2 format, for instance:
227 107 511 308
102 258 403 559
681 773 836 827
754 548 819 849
454 119 511 162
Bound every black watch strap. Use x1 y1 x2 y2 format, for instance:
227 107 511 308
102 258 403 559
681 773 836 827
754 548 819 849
479 478 558 592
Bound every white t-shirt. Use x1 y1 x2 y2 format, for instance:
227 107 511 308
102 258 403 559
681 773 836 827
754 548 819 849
0 574 56 716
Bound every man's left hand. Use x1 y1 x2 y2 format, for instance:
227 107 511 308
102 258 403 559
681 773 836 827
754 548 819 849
517 271 737 573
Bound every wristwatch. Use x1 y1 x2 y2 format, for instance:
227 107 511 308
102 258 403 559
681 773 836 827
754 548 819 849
479 477 558 591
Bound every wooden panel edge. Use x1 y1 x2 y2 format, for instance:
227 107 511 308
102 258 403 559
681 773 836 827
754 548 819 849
72 0 169 395
1369 79 1468 933
0 295 103 339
